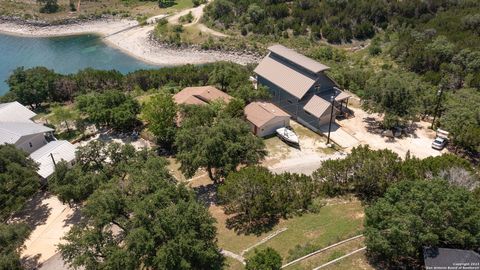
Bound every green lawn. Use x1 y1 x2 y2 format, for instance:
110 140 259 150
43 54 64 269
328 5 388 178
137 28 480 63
225 257 245 270
322 250 374 270
244 199 365 262
283 237 367 270
211 198 365 269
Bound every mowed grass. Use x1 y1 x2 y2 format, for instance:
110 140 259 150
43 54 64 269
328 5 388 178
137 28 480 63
283 236 368 270
224 257 245 270
211 197 365 266
322 250 374 270
245 199 365 262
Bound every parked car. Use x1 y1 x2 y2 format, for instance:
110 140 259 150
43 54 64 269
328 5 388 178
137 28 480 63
432 129 449 150
432 137 448 150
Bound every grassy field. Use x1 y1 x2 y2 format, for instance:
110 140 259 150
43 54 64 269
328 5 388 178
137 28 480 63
283 236 368 270
225 257 245 270
207 191 365 267
0 0 193 22
241 200 365 261
322 250 374 270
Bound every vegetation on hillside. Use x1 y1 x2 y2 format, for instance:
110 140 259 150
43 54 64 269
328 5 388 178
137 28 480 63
365 179 480 268
0 145 40 270
0 0 193 22
204 0 474 43
52 142 225 269
312 146 478 202
219 166 320 234
175 104 267 182
0 145 39 221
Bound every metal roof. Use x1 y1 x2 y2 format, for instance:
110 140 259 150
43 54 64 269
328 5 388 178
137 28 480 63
424 247 480 268
335 91 352 101
303 95 332 118
244 102 290 127
30 140 77 179
0 101 36 123
173 86 232 105
0 122 53 144
254 55 317 99
268 45 330 74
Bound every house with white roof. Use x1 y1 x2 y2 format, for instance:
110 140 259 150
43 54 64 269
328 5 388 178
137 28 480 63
0 122 54 154
0 101 77 179
0 101 37 123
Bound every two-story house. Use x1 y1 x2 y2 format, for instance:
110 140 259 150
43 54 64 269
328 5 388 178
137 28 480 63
254 45 351 132
0 101 76 179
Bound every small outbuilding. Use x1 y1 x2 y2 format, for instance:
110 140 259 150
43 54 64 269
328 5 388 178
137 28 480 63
173 86 232 106
30 140 77 179
244 102 290 137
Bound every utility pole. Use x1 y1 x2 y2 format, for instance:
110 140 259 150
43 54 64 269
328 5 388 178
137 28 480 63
327 95 335 145
431 86 445 129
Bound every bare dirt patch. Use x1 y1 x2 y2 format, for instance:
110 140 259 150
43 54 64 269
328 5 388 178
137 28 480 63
264 121 346 175
339 107 447 159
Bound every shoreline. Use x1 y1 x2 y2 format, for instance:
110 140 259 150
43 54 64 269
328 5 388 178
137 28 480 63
0 18 260 66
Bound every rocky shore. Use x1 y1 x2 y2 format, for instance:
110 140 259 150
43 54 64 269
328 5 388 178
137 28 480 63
0 16 260 66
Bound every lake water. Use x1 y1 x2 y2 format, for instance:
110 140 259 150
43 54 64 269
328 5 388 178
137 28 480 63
0 33 160 96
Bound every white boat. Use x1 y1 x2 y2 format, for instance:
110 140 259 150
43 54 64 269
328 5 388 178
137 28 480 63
276 127 299 145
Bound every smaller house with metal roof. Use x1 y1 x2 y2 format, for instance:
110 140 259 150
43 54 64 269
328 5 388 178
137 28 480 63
173 86 232 106
254 45 351 132
0 101 77 179
244 102 290 137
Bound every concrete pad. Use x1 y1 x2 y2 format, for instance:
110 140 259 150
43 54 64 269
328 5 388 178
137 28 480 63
15 192 81 265
319 123 359 148
338 107 445 159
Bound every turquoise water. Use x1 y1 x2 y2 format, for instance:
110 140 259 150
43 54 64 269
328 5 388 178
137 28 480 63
0 33 160 95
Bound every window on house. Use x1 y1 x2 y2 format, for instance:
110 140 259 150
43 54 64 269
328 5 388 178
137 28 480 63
29 142 33 148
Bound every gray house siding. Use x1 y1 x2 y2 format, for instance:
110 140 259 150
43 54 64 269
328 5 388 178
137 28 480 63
258 76 299 117
16 133 48 154
258 72 338 130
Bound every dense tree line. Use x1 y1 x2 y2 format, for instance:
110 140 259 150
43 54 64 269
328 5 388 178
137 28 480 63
332 149 479 269
440 88 480 153
365 179 480 268
49 141 141 204
218 166 320 234
49 141 224 269
0 145 40 269
312 145 477 202
175 104 266 182
3 62 259 107
362 71 436 128
204 0 471 43
76 90 141 132
390 27 480 90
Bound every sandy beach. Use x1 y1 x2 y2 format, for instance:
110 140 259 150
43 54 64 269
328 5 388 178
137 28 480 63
0 18 259 66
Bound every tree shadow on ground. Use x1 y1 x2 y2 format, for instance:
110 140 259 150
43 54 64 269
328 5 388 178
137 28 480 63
193 183 218 207
63 207 83 228
21 253 41 270
225 214 279 236
363 117 384 135
363 117 422 140
11 191 52 229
